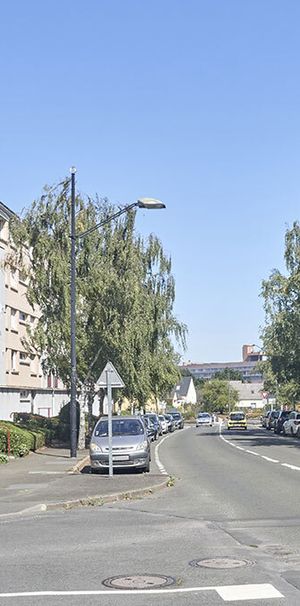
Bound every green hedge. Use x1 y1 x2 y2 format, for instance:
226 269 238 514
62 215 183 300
0 421 45 457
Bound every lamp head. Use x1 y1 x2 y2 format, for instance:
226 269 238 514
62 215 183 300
137 198 166 209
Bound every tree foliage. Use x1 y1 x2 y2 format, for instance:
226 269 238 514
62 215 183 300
9 180 186 411
261 221 300 405
214 368 243 381
200 380 238 413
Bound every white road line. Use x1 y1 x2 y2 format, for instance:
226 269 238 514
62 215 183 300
154 435 169 475
0 583 284 600
245 450 260 456
235 446 245 451
261 456 279 463
281 463 300 471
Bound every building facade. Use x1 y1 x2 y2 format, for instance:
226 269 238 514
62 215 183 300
181 344 264 383
0 201 68 420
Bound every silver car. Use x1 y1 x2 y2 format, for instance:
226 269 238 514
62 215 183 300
90 416 150 473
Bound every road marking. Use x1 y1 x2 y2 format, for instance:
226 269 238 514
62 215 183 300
261 456 279 463
0 583 284 600
219 424 298 472
281 463 300 471
216 583 283 601
28 471 66 475
154 435 169 475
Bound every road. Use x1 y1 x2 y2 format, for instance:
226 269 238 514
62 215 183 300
1 423 300 604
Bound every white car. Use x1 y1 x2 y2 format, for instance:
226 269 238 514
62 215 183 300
282 411 300 436
196 412 212 427
158 415 168 434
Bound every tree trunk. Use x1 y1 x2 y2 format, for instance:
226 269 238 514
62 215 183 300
98 388 105 416
87 387 95 437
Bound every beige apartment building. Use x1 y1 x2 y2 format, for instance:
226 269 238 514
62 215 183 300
0 201 68 420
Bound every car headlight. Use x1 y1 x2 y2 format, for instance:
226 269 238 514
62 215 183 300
90 442 102 452
136 440 148 451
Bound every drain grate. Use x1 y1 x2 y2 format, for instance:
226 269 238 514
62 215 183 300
102 574 176 590
189 557 254 569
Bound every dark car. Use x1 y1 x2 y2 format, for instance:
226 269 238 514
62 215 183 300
273 410 291 434
142 416 156 441
164 413 175 432
144 413 162 439
170 411 184 429
266 410 280 430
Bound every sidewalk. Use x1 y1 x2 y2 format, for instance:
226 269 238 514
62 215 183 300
0 446 167 517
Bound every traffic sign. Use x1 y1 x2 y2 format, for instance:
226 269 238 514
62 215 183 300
96 361 125 388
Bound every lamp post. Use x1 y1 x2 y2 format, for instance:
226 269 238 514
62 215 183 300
69 171 165 458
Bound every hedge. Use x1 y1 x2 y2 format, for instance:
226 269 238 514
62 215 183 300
0 421 45 458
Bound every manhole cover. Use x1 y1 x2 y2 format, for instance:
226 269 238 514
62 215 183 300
102 574 176 590
190 557 254 569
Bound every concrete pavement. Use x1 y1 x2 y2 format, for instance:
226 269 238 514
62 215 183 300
0 442 168 517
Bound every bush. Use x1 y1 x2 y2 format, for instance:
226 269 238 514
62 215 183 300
0 452 8 464
0 422 45 457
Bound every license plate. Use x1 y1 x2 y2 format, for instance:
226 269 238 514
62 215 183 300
112 455 130 461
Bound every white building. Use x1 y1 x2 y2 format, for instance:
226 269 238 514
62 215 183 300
0 201 69 420
229 381 264 409
172 376 197 407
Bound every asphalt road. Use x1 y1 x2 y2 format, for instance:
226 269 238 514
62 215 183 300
1 423 300 605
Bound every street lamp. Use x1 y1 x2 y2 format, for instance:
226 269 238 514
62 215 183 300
69 169 165 457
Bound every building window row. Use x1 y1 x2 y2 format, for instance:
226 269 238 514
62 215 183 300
7 349 40 375
6 306 36 332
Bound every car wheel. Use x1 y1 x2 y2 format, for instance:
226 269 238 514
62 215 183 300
143 460 150 473
282 426 286 436
297 428 300 439
291 427 295 436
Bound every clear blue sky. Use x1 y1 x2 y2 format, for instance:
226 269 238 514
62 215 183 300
1 0 300 363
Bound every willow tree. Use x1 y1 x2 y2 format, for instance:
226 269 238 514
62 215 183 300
10 179 186 442
261 221 300 405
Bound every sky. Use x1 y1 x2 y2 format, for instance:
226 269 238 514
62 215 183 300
1 0 300 363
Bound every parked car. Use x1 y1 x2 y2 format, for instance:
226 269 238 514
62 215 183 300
142 416 156 441
144 413 162 439
273 410 291 434
265 410 280 430
89 415 150 473
170 411 184 429
164 414 175 432
196 412 212 427
158 415 168 434
261 410 271 428
227 411 247 430
282 411 300 436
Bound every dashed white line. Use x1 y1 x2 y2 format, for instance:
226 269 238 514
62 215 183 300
0 583 284 600
261 456 279 463
154 434 170 476
281 463 300 471
245 450 260 456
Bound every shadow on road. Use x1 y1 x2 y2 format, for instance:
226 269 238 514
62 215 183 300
221 427 300 450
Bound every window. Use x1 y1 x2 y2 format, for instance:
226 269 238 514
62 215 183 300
20 352 29 365
10 308 17 331
11 350 17 371
19 271 28 285
19 311 27 323
20 390 30 402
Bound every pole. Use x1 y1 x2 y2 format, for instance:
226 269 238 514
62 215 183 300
70 167 77 458
107 369 113 477
228 381 231 415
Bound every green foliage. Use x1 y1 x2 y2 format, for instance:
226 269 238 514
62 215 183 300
10 181 186 410
200 380 239 413
261 221 300 388
0 453 8 464
0 422 45 457
214 368 243 381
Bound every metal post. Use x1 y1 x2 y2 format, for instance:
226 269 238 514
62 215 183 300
107 369 113 477
70 167 77 458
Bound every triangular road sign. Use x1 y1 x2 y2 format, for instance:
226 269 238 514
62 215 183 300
96 361 125 388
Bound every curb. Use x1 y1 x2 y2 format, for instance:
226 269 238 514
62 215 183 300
46 476 170 511
70 454 90 474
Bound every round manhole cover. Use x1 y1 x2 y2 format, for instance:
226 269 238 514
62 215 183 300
190 557 254 569
102 574 176 590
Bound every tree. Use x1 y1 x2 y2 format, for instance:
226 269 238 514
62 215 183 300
200 380 238 413
214 368 243 381
261 221 300 403
9 180 186 443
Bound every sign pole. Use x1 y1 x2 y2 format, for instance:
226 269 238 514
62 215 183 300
106 369 113 477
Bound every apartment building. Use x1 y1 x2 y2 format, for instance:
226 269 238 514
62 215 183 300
0 201 68 420
181 344 264 383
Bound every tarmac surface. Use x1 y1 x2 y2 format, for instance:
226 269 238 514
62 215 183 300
0 442 168 517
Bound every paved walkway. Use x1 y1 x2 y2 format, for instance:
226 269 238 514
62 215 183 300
0 446 166 517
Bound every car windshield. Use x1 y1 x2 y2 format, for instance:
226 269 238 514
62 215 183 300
159 416 165 421
172 413 181 419
271 411 279 417
94 419 144 437
198 413 210 418
146 415 157 423
230 413 245 421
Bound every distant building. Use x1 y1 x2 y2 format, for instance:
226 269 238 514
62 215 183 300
181 344 263 383
229 381 264 409
0 201 68 420
172 376 197 407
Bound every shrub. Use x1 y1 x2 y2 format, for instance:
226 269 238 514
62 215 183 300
0 452 8 464
0 422 45 457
